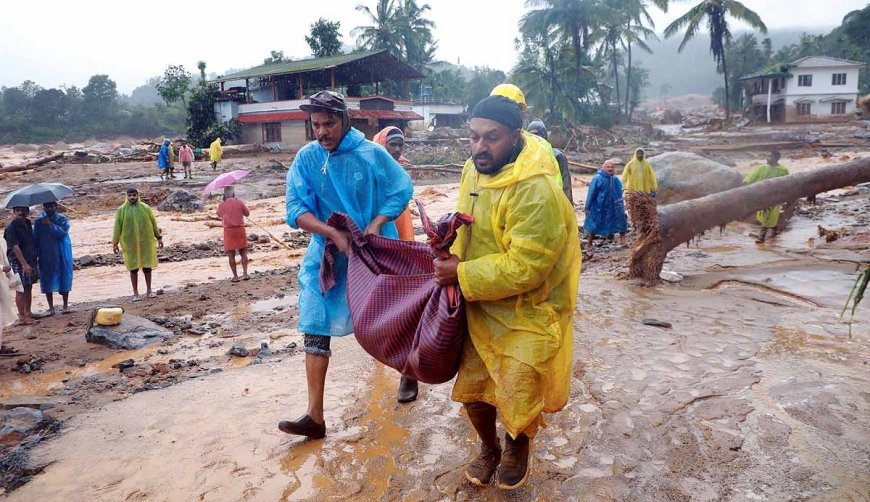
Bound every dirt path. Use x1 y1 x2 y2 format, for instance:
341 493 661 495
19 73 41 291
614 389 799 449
0 148 867 500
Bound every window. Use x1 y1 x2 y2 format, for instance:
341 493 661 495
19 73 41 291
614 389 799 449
796 102 812 116
263 122 281 143
798 74 813 87
832 73 847 86
831 102 847 115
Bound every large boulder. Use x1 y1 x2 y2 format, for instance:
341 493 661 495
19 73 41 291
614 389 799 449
648 152 744 205
158 189 203 213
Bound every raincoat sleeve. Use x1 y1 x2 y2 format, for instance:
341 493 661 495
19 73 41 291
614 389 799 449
285 155 316 229
112 206 124 245
146 207 161 239
46 215 70 239
372 148 413 220
744 165 764 184
621 162 633 188
584 176 601 211
648 162 659 192
458 177 567 302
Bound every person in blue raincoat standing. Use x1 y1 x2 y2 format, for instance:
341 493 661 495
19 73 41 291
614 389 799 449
279 91 413 439
32 202 74 314
157 139 171 180
583 159 628 252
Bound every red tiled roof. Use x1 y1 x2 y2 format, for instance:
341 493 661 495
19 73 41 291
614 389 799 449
238 109 423 124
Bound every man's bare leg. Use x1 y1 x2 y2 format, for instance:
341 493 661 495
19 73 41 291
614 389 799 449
305 353 329 423
44 292 55 316
60 292 70 313
228 250 239 281
239 249 249 279
130 270 139 297
143 269 153 296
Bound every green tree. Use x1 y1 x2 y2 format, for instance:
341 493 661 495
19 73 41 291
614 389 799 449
664 0 767 119
353 0 403 55
420 68 465 102
197 61 207 82
263 50 290 65
156 65 192 107
396 0 437 69
305 18 343 58
716 33 768 111
31 88 68 127
465 67 507 109
82 74 119 121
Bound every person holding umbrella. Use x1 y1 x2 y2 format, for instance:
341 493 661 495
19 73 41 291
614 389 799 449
3 206 38 325
32 202 74 315
112 188 163 301
216 186 250 282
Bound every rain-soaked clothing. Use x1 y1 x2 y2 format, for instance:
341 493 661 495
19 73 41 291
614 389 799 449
112 201 161 272
32 212 73 294
0 241 17 336
286 127 413 337
209 138 223 164
372 126 414 241
622 150 658 194
157 139 171 172
584 168 628 236
450 135 582 439
744 163 790 228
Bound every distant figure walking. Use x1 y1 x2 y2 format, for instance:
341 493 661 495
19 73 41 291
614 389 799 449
373 126 415 242
209 137 223 171
527 119 573 204
744 150 790 243
179 142 195 179
112 188 163 301
216 186 250 282
157 139 172 181
1 239 21 340
33 202 74 315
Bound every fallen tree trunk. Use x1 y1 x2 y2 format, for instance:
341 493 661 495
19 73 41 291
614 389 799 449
630 157 870 285
0 152 65 173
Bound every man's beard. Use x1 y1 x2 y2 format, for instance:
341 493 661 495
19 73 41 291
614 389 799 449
473 140 522 175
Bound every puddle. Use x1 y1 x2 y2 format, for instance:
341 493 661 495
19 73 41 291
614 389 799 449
0 346 159 400
251 295 298 313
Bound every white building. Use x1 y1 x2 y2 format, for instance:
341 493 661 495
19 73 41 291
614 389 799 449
739 56 865 123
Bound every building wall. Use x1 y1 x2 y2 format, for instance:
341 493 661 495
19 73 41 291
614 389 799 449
214 101 238 123
782 65 861 121
241 121 308 149
410 103 465 130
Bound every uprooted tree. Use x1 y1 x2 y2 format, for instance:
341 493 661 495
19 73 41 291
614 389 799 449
630 157 870 285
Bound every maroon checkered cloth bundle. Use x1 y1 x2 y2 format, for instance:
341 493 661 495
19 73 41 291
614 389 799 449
320 202 473 384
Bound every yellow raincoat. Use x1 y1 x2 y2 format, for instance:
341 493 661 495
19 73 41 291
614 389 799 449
112 200 161 271
450 135 582 439
209 138 223 163
622 149 658 193
168 143 176 167
744 163 789 227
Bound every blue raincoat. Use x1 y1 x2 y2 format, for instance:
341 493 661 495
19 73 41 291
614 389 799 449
286 128 413 337
157 139 170 171
584 168 628 236
32 212 73 294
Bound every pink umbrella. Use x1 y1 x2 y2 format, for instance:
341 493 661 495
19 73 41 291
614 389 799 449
202 169 250 196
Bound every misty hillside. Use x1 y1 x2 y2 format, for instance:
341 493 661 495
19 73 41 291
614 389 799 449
635 28 830 99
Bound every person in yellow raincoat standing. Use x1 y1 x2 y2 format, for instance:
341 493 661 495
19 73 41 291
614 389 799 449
112 188 163 301
621 147 658 234
209 137 223 171
744 150 789 243
434 96 581 491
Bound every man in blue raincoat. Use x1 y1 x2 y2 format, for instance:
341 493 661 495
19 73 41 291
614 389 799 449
33 202 74 314
583 159 628 250
157 139 171 180
279 91 413 439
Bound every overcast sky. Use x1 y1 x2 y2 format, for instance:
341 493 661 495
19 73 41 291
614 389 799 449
1 0 866 94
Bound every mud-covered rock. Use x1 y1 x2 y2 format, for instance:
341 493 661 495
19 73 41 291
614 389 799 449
86 313 177 350
648 152 744 205
157 189 204 213
0 408 49 444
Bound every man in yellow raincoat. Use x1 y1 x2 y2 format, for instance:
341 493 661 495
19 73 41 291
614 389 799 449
744 150 789 243
112 188 163 301
434 96 581 491
209 137 223 171
621 147 658 232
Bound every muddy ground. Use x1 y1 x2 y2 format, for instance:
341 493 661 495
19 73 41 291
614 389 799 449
0 132 868 500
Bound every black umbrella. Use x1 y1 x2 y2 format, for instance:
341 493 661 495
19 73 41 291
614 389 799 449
3 183 73 208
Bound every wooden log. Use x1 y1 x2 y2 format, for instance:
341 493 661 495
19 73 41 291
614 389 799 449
0 152 64 173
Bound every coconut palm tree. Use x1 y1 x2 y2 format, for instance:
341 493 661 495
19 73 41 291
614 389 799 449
397 0 437 69
621 0 665 117
664 0 767 119
353 0 403 55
